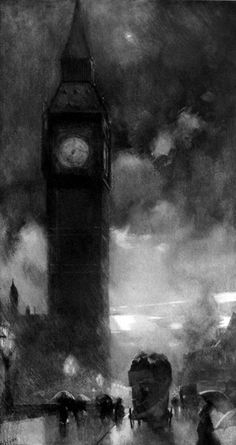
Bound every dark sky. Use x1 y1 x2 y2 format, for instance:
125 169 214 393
1 0 236 353
1 0 236 228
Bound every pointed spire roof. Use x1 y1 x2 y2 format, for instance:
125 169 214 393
62 1 90 60
61 1 94 83
10 279 18 308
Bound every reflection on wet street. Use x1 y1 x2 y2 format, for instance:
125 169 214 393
101 415 198 445
1 412 236 445
0 414 112 445
102 415 236 445
0 414 198 445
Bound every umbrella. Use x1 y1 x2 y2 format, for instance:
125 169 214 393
76 394 91 411
76 394 91 402
215 408 236 430
51 390 75 404
199 390 233 414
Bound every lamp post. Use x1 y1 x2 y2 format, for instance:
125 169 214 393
0 325 15 413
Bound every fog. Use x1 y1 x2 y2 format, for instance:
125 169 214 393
0 0 236 383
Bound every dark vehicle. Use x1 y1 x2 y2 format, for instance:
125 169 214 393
95 393 114 421
128 351 172 430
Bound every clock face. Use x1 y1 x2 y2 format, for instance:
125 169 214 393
56 137 89 169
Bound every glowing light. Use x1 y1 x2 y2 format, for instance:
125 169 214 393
219 315 231 328
110 300 188 314
96 374 104 388
125 32 135 43
63 355 79 377
136 300 186 308
156 243 169 252
214 292 236 304
112 315 135 331
168 341 180 348
170 322 183 330
148 316 164 320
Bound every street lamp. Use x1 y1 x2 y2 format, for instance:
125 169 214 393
0 325 15 413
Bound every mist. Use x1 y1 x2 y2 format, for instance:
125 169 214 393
0 0 236 386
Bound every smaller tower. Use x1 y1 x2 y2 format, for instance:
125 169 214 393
9 280 19 319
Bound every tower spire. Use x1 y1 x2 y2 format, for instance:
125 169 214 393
61 0 94 83
9 279 18 318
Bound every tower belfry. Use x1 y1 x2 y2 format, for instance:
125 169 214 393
42 0 111 369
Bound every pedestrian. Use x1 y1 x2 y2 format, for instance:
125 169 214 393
114 397 125 424
168 406 173 429
59 404 69 437
171 395 180 419
59 403 69 424
179 387 185 418
196 402 221 445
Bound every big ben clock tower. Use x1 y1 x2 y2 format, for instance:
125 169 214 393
42 1 111 368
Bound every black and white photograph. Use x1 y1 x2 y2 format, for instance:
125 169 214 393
0 1 236 444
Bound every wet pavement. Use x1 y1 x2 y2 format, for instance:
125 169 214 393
100 415 198 445
0 414 113 445
101 415 236 445
1 412 236 445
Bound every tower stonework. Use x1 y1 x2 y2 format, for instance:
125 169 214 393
42 2 111 368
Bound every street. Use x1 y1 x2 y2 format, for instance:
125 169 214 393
100 415 198 445
0 414 113 445
1 411 236 445
101 415 236 445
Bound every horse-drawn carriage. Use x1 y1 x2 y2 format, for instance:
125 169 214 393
128 351 172 430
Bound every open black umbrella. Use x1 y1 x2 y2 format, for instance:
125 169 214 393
51 390 75 403
76 394 91 402
50 390 76 411
76 394 91 411
199 390 233 414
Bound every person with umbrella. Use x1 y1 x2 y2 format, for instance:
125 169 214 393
74 394 90 426
197 401 221 445
196 391 232 445
50 390 76 433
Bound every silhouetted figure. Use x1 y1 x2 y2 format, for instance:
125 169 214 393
197 402 221 445
59 404 69 437
168 407 173 429
59 403 69 424
171 395 180 418
96 394 114 421
114 397 125 424
73 399 87 426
